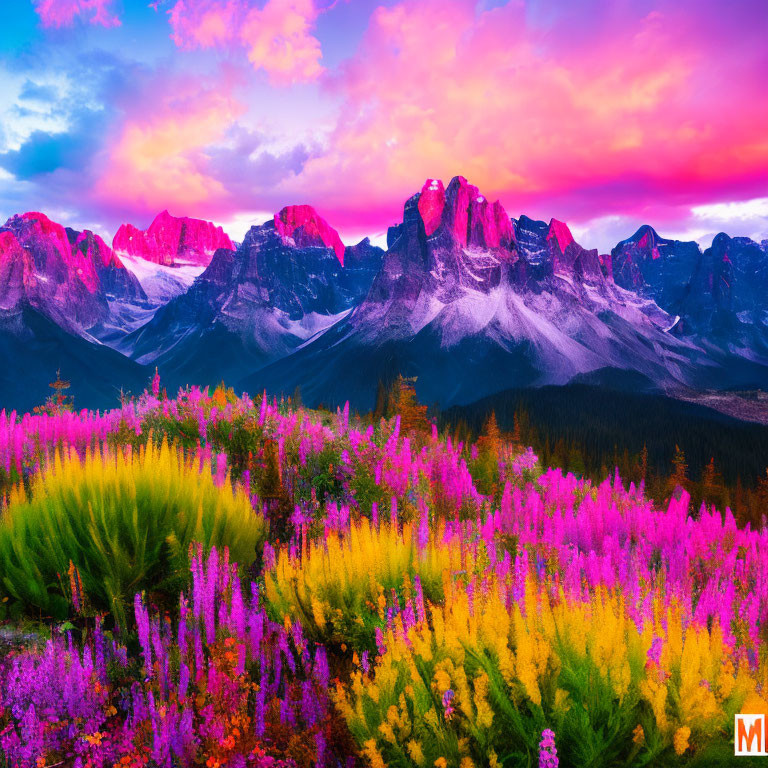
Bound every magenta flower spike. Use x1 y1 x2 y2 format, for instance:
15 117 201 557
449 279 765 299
539 728 559 768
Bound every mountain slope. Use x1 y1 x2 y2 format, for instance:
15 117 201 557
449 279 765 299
0 304 148 413
0 212 151 410
1 185 767 415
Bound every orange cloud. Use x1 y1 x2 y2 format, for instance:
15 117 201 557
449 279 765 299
33 0 120 27
167 0 323 85
95 84 244 214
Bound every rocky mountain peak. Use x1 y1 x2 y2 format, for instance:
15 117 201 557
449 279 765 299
274 205 346 265
546 218 575 254
417 179 446 236
402 177 518 254
113 211 233 267
67 227 146 303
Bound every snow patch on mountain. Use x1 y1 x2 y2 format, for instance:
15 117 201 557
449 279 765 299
119 254 205 306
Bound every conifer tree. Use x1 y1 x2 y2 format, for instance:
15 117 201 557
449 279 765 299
639 443 648 482
551 438 567 472
373 379 390 420
567 445 585 477
756 468 768 514
453 418 472 445
478 411 501 457
668 445 689 495
701 457 724 506
512 411 522 445
34 369 74 416
391 375 429 435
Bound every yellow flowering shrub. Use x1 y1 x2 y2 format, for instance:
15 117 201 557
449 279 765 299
264 517 481 648
337 573 766 767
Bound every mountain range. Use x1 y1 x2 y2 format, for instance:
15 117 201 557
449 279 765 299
1 176 767 416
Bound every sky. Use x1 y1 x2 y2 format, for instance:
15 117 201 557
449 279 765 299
0 0 766 252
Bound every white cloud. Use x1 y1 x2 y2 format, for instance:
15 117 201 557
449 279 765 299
214 210 274 243
569 215 628 253
0 68 71 152
691 197 768 222
684 196 768 247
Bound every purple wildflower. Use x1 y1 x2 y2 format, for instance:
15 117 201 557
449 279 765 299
442 689 455 721
539 728 558 768
647 636 663 666
134 592 152 675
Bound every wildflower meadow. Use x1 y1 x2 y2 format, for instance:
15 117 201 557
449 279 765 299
0 378 766 768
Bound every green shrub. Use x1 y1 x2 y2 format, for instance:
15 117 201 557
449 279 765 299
0 440 266 627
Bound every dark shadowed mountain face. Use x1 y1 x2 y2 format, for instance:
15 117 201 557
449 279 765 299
242 176 728 411
610 225 702 312
683 234 768 346
0 306 148 414
119 206 383 392
611 226 768 356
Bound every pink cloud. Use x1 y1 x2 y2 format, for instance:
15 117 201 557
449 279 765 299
292 0 768 234
240 0 323 85
167 0 323 85
33 0 120 27
168 0 242 48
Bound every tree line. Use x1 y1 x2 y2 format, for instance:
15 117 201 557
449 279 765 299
370 377 768 527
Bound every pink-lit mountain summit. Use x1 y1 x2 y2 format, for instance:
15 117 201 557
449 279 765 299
113 211 233 268
416 177 516 251
274 205 347 265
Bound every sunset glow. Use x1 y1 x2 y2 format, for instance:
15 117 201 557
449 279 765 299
2 0 767 249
